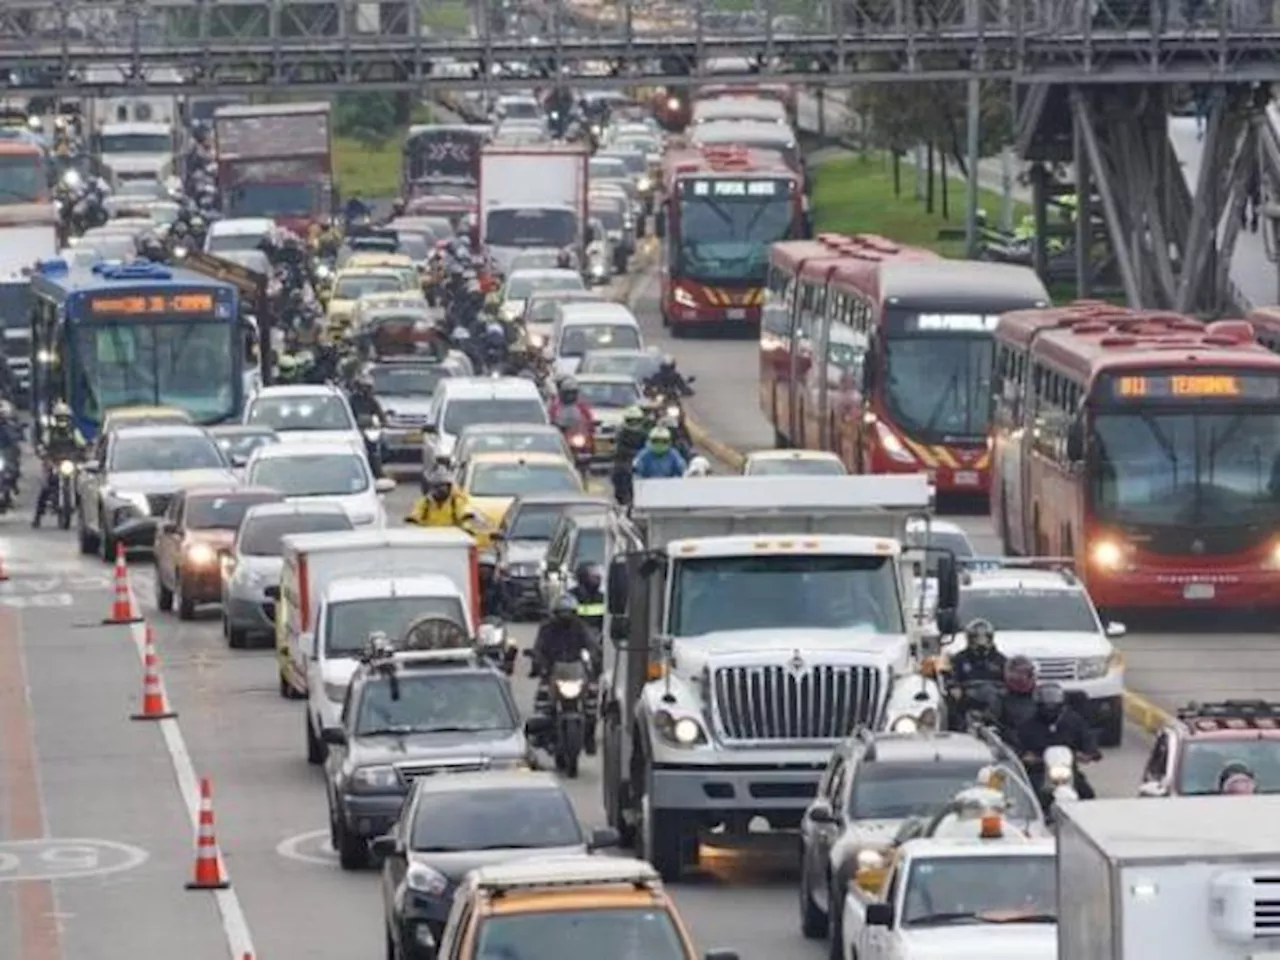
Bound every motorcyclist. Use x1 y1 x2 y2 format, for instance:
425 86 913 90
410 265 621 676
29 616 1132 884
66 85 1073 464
0 400 21 491
945 620 1007 730
405 469 471 527
530 593 602 752
1218 761 1259 795
568 561 605 633
632 426 687 479
685 455 712 477
610 405 649 507
1016 683 1100 801
995 655 1038 742
346 373 385 476
32 401 86 529
343 195 371 227
644 354 695 399
548 376 596 436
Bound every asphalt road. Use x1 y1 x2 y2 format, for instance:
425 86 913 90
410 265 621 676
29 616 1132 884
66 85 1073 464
0 462 1149 960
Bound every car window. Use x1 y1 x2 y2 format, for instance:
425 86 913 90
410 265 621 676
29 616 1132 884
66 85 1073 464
215 431 278 461
371 365 449 396
186 493 280 530
469 461 581 498
109 435 226 472
248 453 369 497
508 503 579 540
578 380 640 409
457 431 565 461
957 588 1097 633
558 323 641 358
355 673 515 734
409 787 582 851
475 908 686 960
325 596 465 656
238 511 353 555
442 398 547 434
246 395 354 431
848 760 985 819
1177 740 1280 795
334 274 402 299
901 855 1056 927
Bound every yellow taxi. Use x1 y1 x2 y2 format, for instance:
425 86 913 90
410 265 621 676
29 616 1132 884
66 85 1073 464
343 252 420 291
437 856 713 960
326 267 416 325
350 290 430 331
100 405 194 434
460 450 583 531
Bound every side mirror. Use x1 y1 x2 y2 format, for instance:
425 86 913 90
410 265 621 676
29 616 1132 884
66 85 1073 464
686 374 696 385
1066 419 1084 462
934 608 960 637
375 477 396 493
230 454 247 468
866 902 894 928
371 835 403 858
1138 780 1168 798
807 798 838 824
1105 621 1127 639
299 631 316 659
588 827 620 850
934 551 959 611
524 715 551 737
320 726 347 746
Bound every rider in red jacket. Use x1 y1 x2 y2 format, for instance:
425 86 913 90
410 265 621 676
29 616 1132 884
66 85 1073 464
548 377 596 452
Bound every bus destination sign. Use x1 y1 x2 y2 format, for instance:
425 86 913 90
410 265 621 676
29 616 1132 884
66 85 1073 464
86 291 216 316
1107 372 1280 401
681 178 787 198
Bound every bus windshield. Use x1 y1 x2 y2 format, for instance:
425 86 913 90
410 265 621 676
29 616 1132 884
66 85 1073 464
1090 409 1280 532
71 322 237 424
676 185 793 284
884 336 993 442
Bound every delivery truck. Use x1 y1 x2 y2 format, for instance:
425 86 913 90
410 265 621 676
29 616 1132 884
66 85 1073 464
478 143 588 274
1057 795 1280 960
275 528 478 698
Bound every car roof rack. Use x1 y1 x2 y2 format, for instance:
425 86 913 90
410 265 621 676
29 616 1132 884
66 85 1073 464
959 556 1078 586
1177 700 1280 730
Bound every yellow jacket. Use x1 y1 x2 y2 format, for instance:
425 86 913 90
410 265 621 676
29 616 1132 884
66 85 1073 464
405 491 470 528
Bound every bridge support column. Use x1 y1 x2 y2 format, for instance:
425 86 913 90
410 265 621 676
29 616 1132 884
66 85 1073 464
1069 85 1255 314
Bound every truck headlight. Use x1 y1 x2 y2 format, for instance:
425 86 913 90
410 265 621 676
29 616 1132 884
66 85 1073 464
891 716 919 734
654 710 707 747
1076 655 1112 679
1047 763 1073 786
555 677 585 699
349 765 398 791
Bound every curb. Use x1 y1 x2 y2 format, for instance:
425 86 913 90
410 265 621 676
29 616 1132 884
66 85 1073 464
1123 689 1171 736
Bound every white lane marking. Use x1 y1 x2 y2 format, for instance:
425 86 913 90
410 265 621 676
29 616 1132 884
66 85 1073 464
275 829 338 867
0 838 148 882
121 581 256 960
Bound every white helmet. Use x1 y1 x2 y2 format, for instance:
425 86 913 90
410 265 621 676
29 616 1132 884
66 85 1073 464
685 455 712 477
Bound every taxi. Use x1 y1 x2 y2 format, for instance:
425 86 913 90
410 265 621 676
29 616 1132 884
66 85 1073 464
326 267 416 326
343 251 420 291
433 856 724 960
459 450 584 532
101 404 194 434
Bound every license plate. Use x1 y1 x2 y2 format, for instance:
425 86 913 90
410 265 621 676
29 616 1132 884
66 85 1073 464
726 309 746 320
1184 583 1215 600
954 470 979 486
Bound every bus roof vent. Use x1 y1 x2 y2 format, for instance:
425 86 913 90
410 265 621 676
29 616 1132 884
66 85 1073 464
1098 335 1138 347
95 260 174 281
34 258 68 277
851 235 902 254
1206 319 1256 343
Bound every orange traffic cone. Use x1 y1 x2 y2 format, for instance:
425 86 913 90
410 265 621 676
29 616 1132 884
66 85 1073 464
103 542 142 625
186 777 230 890
130 626 177 721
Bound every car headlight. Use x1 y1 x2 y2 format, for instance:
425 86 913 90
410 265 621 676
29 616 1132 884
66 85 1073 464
529 334 544 348
57 459 75 477
406 863 449 895
665 404 679 419
110 490 150 515
654 710 707 747
323 681 348 703
1077 655 1112 680
569 434 587 449
891 716 919 734
1047 763 1073 786
638 176 652 191
555 678 585 699
315 264 331 279
349 765 399 791
1092 539 1124 570
185 543 217 566
172 246 188 259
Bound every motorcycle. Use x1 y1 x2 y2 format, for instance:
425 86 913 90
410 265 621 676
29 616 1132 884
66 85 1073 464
1031 745 1090 820
946 678 1004 732
56 459 76 529
524 648 593 778
553 408 595 479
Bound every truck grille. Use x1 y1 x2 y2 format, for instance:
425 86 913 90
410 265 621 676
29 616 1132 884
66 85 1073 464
1253 876 1280 935
1033 657 1078 682
711 664 884 744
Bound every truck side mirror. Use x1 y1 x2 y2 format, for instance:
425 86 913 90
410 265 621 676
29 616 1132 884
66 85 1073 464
607 556 630 615
1066 419 1084 462
934 552 959 612
321 727 347 746
866 903 894 927
608 615 630 642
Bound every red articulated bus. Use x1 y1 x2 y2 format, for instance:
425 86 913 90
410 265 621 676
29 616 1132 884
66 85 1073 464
657 144 805 335
991 303 1280 610
760 233 1048 498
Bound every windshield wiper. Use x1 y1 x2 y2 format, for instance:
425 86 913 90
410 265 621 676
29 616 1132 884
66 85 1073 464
358 725 416 736
907 912 986 926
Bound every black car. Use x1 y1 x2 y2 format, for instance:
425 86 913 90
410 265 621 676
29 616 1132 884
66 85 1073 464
492 492 610 619
322 646 533 870
375 770 618 958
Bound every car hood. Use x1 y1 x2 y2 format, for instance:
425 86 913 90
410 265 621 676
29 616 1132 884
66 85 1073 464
106 468 240 493
897 923 1056 958
467 496 516 528
503 540 548 567
350 728 527 765
380 396 434 418
320 656 361 688
273 429 358 447
236 554 284 579
409 844 587 883
987 631 1112 658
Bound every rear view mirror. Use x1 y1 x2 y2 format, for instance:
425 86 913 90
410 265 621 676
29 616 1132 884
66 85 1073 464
371 835 403 858
866 903 894 927
230 454 247 467
321 727 347 746
934 551 959 613
588 827 620 849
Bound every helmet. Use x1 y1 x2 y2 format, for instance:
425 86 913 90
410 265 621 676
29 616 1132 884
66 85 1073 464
558 376 579 403
485 321 505 343
964 618 995 649
0 401 12 418
623 405 645 425
1033 682 1067 719
427 468 453 501
685 455 711 477
551 592 577 619
659 353 676 373
1004 655 1036 695
52 400 71 419
1219 761 1257 794
575 561 603 593
648 425 672 451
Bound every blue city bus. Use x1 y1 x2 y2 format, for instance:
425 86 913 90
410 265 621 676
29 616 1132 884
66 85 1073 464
28 258 247 441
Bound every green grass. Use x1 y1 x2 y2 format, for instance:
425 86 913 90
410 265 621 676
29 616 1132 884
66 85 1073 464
335 135 403 199
811 152 1032 258
420 0 472 34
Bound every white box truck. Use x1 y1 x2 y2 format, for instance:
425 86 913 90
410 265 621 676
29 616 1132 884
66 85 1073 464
275 528 478 698
478 143 588 274
1057 795 1280 960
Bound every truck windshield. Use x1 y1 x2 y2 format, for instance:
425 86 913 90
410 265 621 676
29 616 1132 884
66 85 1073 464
98 133 170 154
72 322 237 423
901 855 1056 927
325 597 466 656
228 183 317 218
669 554 904 636
485 208 578 248
1089 409 1280 538
676 191 793 284
475 908 686 960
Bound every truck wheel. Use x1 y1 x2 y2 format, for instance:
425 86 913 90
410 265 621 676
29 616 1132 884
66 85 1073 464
640 791 686 882
798 851 828 938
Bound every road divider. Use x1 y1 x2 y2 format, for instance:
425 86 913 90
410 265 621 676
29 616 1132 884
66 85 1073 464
186 777 231 891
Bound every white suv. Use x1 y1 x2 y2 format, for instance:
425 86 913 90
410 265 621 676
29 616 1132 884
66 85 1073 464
952 562 1126 746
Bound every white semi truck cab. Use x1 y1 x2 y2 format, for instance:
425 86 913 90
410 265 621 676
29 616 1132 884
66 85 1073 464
600 474 957 881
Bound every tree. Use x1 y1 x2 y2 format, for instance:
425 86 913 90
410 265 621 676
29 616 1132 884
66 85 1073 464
333 93 398 145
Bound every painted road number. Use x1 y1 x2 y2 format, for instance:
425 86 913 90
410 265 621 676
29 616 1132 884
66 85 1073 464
0 594 73 608
0 838 148 882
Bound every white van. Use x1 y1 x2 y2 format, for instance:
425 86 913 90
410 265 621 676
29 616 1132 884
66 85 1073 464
303 573 503 763
423 376 548 469
549 301 643 377
275 528 477 698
